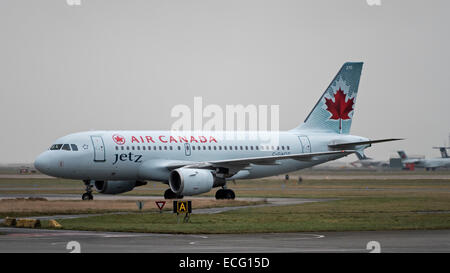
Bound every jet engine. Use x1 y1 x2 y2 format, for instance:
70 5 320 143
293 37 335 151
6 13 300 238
169 168 218 196
94 180 147 194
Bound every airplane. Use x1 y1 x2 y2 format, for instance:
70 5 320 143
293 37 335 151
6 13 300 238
433 147 450 159
350 153 389 168
34 62 401 200
397 148 450 171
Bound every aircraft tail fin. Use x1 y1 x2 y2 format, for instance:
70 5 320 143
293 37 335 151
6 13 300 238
398 150 408 159
294 62 363 134
433 147 450 158
355 153 368 160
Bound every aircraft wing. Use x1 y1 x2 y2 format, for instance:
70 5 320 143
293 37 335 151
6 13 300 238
165 150 356 171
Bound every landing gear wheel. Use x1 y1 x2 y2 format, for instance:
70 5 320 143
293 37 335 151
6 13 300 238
215 189 235 200
82 180 94 201
82 193 93 200
224 189 235 200
164 188 183 199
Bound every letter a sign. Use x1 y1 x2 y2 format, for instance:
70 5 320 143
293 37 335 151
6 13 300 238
173 201 192 214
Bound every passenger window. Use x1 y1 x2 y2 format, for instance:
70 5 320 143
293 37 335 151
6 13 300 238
224 146 227 150
132 146 135 150
178 146 181 150
240 146 243 150
164 146 167 150
50 144 63 150
192 146 196 151
245 146 248 150
255 146 259 150
282 146 285 150
121 146 124 150
287 146 290 150
203 146 206 150
250 146 254 150
148 146 151 150
62 144 71 151
137 146 140 150
143 146 146 150
115 146 118 151
218 146 222 150
154 146 157 150
213 146 217 150
229 146 233 150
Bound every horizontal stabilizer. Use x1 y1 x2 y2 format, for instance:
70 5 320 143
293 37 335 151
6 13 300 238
328 138 403 149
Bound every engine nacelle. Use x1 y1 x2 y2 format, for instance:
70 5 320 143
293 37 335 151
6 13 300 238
94 180 147 194
169 168 215 196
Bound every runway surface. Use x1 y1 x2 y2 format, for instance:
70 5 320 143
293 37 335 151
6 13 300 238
0 227 448 253
1 174 448 253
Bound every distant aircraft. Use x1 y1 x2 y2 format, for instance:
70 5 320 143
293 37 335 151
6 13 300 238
34 62 400 200
397 148 450 171
350 153 388 168
433 147 450 159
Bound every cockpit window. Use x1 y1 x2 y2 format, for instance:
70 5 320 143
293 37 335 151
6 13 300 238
61 144 71 151
50 144 63 150
71 144 78 151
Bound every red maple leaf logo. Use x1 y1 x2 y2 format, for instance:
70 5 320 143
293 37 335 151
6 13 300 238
324 88 354 130
112 134 125 145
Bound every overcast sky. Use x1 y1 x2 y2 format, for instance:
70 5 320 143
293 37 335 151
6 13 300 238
0 0 449 164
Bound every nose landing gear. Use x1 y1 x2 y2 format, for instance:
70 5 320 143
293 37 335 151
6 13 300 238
82 180 94 200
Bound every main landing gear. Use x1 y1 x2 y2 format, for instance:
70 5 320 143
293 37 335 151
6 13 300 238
82 180 94 200
215 188 235 200
164 188 184 200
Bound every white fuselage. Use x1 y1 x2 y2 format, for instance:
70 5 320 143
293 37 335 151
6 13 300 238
402 157 450 169
34 130 367 183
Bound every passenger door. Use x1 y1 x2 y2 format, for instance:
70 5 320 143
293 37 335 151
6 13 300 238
298 136 311 153
91 136 106 162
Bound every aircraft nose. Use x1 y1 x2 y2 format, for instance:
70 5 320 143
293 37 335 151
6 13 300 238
34 152 51 174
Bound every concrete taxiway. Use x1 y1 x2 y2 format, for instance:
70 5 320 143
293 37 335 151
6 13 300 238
0 227 448 253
